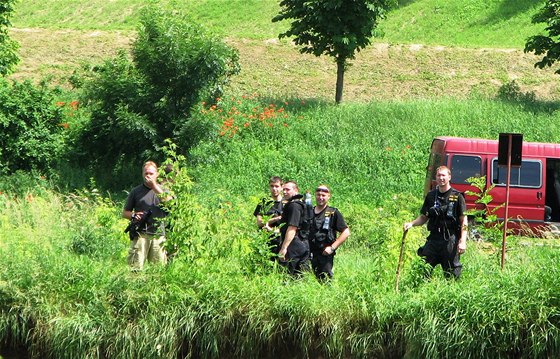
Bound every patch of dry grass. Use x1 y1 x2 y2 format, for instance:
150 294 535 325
9 28 559 102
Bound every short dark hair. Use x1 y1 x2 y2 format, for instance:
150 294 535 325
269 176 283 185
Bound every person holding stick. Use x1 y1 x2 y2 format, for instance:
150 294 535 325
403 166 467 279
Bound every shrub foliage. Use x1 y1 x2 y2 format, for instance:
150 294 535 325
73 3 239 174
0 0 19 76
0 79 67 175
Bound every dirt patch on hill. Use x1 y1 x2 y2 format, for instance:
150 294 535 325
9 28 559 102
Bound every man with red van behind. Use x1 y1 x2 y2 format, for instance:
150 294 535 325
404 166 468 279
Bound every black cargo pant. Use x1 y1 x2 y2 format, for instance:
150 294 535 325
310 247 335 280
419 232 462 279
286 237 310 276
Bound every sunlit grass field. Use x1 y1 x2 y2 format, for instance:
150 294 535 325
1 0 560 357
2 95 560 357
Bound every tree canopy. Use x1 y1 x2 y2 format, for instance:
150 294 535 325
0 0 20 76
273 0 396 103
525 0 560 74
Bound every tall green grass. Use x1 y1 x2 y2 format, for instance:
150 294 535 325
188 95 560 206
1 96 560 357
1 182 559 358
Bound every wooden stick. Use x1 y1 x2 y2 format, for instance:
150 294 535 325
395 229 408 293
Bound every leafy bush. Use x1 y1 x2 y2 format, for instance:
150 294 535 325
0 0 19 76
73 3 239 177
71 51 159 170
465 175 504 241
0 79 68 175
133 4 240 124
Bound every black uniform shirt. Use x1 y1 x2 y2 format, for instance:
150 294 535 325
253 197 284 227
280 197 304 240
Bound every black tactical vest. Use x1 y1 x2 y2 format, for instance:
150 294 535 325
310 207 337 248
426 188 461 234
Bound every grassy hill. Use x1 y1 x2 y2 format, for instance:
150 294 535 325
12 0 546 47
9 0 558 101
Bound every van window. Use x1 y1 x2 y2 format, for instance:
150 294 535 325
491 159 542 188
450 155 482 184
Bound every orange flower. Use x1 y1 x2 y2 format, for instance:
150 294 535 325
244 122 250 128
58 123 70 129
55 101 65 107
69 100 79 110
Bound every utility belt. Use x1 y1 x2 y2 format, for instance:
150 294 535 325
428 229 458 242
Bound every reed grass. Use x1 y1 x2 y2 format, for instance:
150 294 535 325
1 157 560 357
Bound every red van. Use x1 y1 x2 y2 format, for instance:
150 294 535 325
425 136 560 234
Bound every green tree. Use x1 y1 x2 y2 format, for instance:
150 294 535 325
73 3 239 179
133 4 240 133
525 0 560 74
0 0 19 76
273 0 396 104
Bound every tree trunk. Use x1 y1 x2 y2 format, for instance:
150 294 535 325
335 58 345 104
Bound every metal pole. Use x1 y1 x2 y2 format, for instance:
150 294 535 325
501 134 512 270
395 229 408 293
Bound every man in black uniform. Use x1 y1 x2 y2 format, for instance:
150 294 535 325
309 185 350 281
403 165 467 279
278 181 310 275
254 176 284 258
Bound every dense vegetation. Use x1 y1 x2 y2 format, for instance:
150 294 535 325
0 0 559 358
